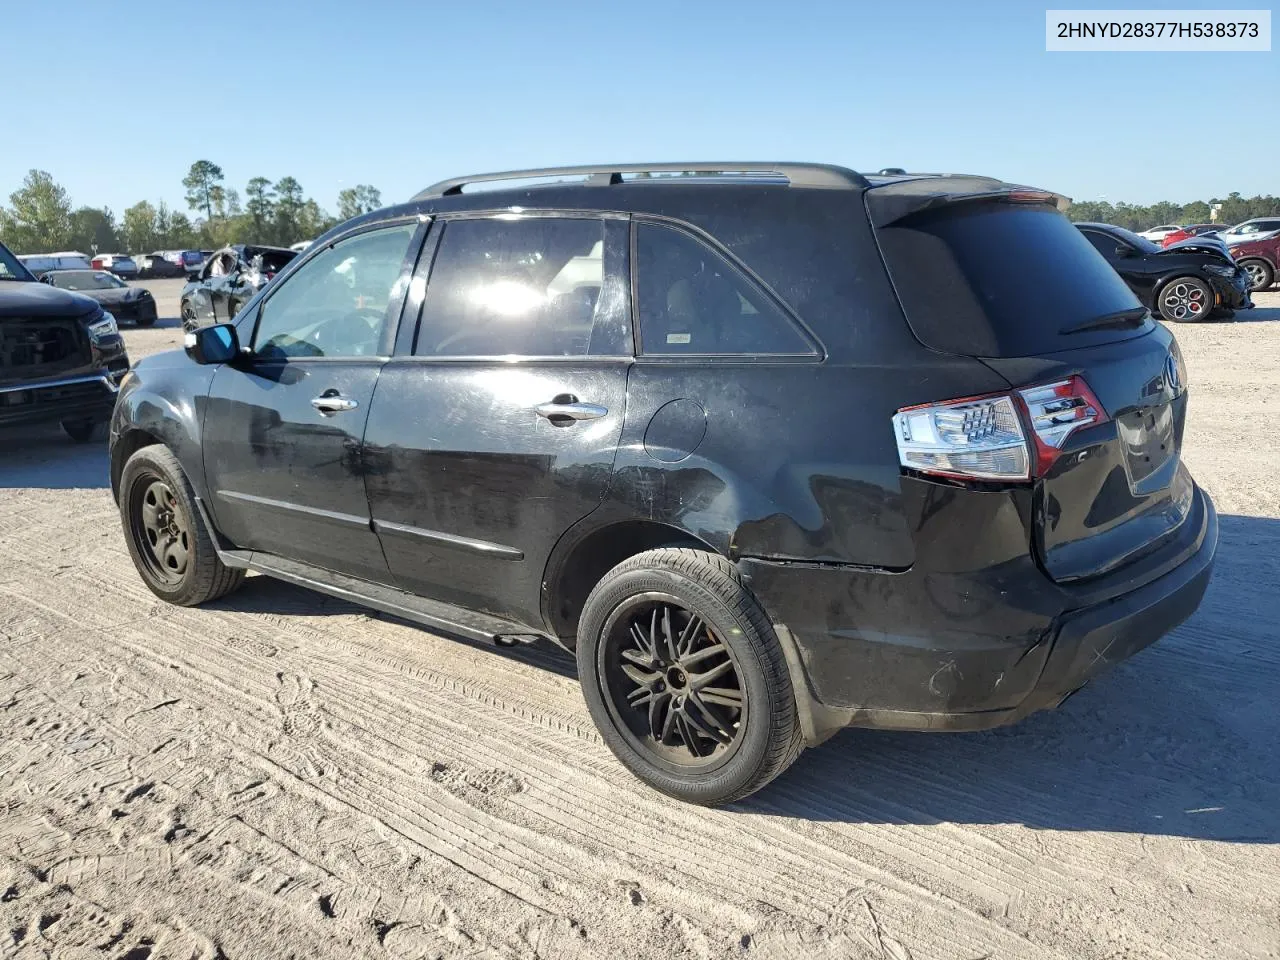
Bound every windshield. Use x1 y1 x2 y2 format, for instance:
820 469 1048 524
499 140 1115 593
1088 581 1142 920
0 241 35 281
875 203 1150 357
1224 220 1280 237
49 270 125 290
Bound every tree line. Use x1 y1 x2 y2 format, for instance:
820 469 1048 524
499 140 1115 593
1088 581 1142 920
1063 192 1280 231
6 162 1278 254
0 161 382 255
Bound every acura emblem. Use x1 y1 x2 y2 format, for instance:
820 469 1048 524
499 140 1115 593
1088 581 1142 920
1164 354 1180 393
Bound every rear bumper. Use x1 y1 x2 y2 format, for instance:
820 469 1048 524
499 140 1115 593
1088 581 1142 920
742 486 1217 743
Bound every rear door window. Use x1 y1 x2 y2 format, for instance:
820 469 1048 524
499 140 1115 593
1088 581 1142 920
1080 229 1119 257
633 221 816 357
875 204 1150 358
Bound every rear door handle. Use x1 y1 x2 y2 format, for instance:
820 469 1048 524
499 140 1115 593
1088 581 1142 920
535 398 608 423
311 391 359 414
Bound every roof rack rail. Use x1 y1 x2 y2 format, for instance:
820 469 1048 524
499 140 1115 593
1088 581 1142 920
413 163 870 200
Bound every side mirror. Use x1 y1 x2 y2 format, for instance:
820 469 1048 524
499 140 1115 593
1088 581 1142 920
39 274 52 284
184 323 240 365
1114 245 1133 258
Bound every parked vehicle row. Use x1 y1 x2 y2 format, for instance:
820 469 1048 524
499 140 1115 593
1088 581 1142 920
109 163 1216 804
1137 219 1280 292
0 239 131 442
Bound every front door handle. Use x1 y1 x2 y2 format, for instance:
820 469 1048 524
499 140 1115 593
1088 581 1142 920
535 396 608 423
311 391 359 414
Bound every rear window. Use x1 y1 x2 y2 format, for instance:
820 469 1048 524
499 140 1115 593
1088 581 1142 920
254 250 296 273
875 204 1149 357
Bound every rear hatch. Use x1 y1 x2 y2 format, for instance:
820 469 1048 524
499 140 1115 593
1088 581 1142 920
870 187 1193 583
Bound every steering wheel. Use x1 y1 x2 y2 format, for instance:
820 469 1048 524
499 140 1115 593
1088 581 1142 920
309 307 386 356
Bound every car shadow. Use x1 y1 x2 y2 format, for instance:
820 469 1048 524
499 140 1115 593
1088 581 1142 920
1224 301 1280 323
0 424 110 489
135 316 183 330
208 575 580 680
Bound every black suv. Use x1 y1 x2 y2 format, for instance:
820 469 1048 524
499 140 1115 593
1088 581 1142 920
109 164 1217 804
1076 222 1253 322
1 239 131 442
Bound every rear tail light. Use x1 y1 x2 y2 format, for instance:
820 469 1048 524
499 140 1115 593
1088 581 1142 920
894 393 1030 481
1017 376 1107 476
894 375 1109 483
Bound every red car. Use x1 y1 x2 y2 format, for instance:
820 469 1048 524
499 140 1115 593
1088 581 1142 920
1229 234 1279 291
1161 224 1220 248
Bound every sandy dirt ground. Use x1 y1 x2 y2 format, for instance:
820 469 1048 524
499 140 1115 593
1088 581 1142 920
1 282 1277 960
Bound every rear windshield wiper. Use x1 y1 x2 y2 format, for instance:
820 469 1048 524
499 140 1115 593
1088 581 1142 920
1060 307 1149 335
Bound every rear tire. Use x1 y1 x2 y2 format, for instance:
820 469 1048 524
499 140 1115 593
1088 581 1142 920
136 314 157 328
119 444 244 606
576 547 802 805
1239 259 1274 292
1157 276 1213 323
60 419 97 443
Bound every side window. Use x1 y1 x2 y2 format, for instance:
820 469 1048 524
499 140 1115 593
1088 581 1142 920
415 217 616 358
1082 230 1117 257
251 223 416 360
634 221 815 356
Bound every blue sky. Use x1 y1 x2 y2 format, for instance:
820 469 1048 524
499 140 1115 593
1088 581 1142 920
3 0 1274 217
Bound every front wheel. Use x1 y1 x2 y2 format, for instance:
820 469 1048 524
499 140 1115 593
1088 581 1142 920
1239 259 1274 292
576 548 802 805
61 419 97 443
1157 276 1213 322
180 301 198 331
119 445 245 606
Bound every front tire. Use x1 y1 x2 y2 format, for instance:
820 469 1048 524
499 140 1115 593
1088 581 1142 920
1239 259 1274 292
1157 276 1213 322
119 445 244 606
180 301 198 331
576 548 802 805
60 419 97 443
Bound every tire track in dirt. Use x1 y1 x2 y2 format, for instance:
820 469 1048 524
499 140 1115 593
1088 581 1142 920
2 565 1054 960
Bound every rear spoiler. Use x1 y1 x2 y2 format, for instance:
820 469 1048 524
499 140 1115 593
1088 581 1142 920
865 175 1070 227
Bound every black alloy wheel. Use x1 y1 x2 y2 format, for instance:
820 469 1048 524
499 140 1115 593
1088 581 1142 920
576 547 802 805
600 595 745 768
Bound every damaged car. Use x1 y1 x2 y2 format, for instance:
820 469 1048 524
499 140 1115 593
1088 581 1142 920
1 239 130 442
1076 222 1253 321
42 270 158 327
179 244 297 331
